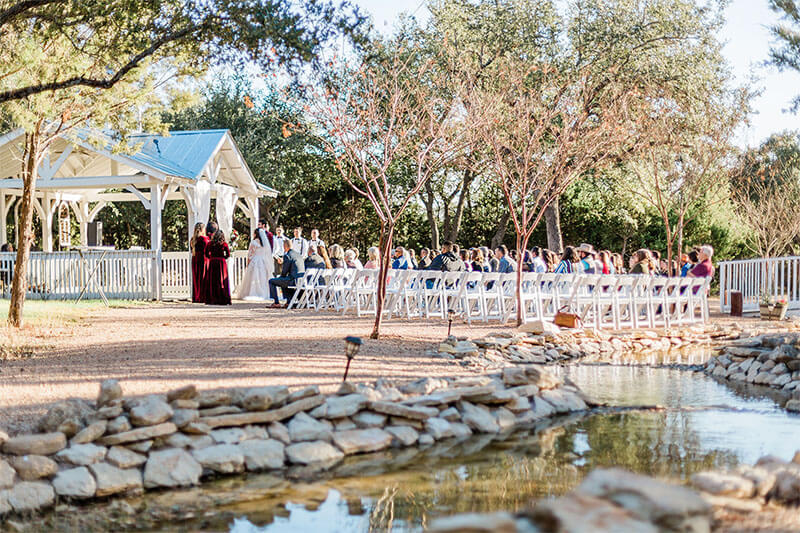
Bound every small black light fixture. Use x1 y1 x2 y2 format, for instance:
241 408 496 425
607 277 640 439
342 336 362 382
447 308 457 337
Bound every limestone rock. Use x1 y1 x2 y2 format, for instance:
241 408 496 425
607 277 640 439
367 401 438 420
167 384 197 402
287 386 320 403
183 421 212 435
401 377 448 395
171 399 200 409
107 416 132 434
386 426 419 447
518 320 560 336
163 433 213 450
458 402 500 433
288 412 332 442
0 460 14 489
210 427 248 445
241 386 290 411
127 440 153 453
0 430 7 445
428 512 518 533
691 472 755 499
5 481 55 512
197 390 232 408
57 418 82 437
531 396 557 418
333 418 357 431
8 455 57 481
285 441 344 465
192 444 245 474
311 394 367 419
351 411 387 429
89 462 143 497
440 407 461 422
450 422 473 439
424 418 455 440
786 399 800 412
98 422 176 446
493 407 517 431
56 443 107 466
143 448 202 488
171 409 199 429
239 439 285 470
38 399 93 434
96 404 123 420
526 494 657 533
539 389 588 413
129 398 173 427
243 425 270 440
97 380 123 407
70 420 108 445
106 446 147 469
331 429 393 455
418 433 435 446
268 422 291 445
734 465 777 497
201 395 325 428
3 432 66 456
52 467 96 499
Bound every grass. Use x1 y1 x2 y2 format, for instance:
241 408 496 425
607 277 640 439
0 299 152 359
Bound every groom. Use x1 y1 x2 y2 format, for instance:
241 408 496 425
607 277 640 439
268 239 305 308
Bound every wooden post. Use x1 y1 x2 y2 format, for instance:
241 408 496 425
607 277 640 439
150 183 162 300
730 291 743 317
0 192 5 246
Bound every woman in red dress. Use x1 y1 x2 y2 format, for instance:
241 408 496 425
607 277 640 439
204 229 231 305
190 223 209 303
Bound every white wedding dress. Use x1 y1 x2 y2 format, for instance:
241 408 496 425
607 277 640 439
234 230 273 300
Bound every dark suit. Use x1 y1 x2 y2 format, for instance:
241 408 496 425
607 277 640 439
269 249 306 303
426 251 465 272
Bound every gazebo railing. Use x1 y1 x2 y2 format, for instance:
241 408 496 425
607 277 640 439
719 256 800 312
161 250 248 300
0 250 156 300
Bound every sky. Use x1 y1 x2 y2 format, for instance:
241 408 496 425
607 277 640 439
352 0 800 148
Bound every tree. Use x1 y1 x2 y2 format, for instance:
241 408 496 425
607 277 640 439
0 0 366 103
732 132 800 257
0 30 188 327
770 0 800 110
300 42 468 338
468 57 638 326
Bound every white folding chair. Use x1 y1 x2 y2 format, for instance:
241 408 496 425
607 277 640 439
441 271 464 318
612 275 640 329
419 271 445 319
287 268 320 309
342 269 378 316
460 271 486 324
520 272 542 323
481 272 505 322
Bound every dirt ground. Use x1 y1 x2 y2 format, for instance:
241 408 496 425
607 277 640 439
0 301 505 435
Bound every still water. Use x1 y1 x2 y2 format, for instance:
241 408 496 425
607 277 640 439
111 365 797 533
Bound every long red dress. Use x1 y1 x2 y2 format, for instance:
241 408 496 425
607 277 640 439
204 240 231 305
192 235 209 303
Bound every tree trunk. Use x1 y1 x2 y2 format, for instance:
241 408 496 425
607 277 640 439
446 168 474 243
490 211 510 249
676 215 685 277
423 181 439 250
9 131 41 327
262 199 279 233
544 198 563 253
515 232 531 327
371 222 394 339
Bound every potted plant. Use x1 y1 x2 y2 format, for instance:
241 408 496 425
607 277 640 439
759 292 788 321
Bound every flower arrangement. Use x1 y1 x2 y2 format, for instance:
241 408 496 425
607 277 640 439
229 229 239 245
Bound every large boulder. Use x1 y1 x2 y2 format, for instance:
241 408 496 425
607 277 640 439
4 481 55 512
37 399 94 434
89 462 143 496
192 444 245 474
241 386 290 411
2 432 66 456
285 441 344 465
8 455 58 481
331 429 393 455
239 439 285 470
129 398 173 427
143 448 202 488
55 443 107 466
97 380 123 407
52 467 96 499
288 412 333 442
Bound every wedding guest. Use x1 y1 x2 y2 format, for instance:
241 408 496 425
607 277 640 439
681 250 698 277
554 246 578 273
329 244 346 268
392 246 410 269
427 241 465 271
273 226 286 273
0 243 12 252
305 245 326 269
204 229 231 305
543 249 559 272
268 240 305 308
460 249 471 270
612 252 625 274
291 227 309 258
599 250 615 274
629 249 655 274
190 223 209 303
345 249 363 269
318 244 333 269
470 248 490 272
531 247 547 273
364 246 380 269
408 249 419 269
576 243 597 273
418 248 432 269
485 246 500 272
309 228 325 251
495 245 517 273
688 245 714 278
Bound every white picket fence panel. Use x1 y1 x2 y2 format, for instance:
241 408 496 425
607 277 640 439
719 256 800 313
160 250 248 300
0 250 156 300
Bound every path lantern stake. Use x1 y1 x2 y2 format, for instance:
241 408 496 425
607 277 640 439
343 336 362 382
447 309 456 337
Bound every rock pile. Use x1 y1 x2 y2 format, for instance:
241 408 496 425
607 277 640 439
705 333 800 411
0 368 591 517
434 323 747 367
429 451 800 533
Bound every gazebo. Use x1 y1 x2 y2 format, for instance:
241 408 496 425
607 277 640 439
0 128 277 300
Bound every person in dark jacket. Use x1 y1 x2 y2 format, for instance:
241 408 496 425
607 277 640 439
426 241 465 272
304 245 326 270
268 240 306 308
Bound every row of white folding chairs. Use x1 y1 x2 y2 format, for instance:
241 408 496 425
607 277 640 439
286 269 710 330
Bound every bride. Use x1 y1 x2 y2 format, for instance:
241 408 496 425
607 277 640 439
234 228 273 300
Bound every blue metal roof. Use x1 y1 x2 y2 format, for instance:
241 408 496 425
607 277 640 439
128 130 228 180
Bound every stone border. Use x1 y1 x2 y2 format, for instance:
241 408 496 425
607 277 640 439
0 366 592 517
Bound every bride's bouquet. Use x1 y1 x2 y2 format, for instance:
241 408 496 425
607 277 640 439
229 229 239 246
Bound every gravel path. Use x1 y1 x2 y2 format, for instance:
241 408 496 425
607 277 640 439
0 302 504 435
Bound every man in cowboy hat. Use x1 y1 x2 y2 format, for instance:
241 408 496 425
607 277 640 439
577 243 598 274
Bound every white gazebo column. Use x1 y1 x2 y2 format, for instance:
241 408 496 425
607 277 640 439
150 183 162 300
0 192 6 245
245 196 259 237
41 193 55 252
70 201 90 247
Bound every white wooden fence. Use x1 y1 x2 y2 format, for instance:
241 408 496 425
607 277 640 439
719 256 800 313
0 250 156 300
160 251 248 300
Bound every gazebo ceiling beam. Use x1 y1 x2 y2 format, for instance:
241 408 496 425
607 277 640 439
0 174 156 189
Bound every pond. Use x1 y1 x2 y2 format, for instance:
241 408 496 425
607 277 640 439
44 364 800 532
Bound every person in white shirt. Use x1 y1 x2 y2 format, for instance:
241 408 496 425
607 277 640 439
291 227 309 258
273 227 286 259
345 248 363 269
308 228 325 251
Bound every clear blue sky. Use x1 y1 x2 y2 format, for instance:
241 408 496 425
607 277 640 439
352 0 800 148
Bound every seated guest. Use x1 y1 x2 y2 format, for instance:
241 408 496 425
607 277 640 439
495 245 517 273
680 251 697 277
598 250 615 274
688 245 714 278
268 240 305 308
577 243 597 273
328 244 346 268
531 247 547 273
629 249 655 274
485 246 500 272
471 248 490 272
318 244 333 269
345 248 363 269
408 249 419 269
392 246 410 269
554 247 578 274
305 245 326 270
612 252 625 274
418 248 431 269
427 241 465 271
364 246 380 269
0 243 12 252
460 249 472 271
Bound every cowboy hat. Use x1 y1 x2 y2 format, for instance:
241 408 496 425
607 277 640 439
577 243 596 255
